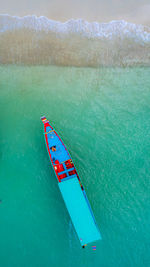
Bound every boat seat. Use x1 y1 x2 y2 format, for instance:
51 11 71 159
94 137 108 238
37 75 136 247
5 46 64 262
45 130 54 134
58 167 75 176
60 174 77 182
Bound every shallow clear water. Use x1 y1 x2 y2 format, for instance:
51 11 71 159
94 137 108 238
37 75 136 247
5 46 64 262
0 65 150 267
1 15 150 67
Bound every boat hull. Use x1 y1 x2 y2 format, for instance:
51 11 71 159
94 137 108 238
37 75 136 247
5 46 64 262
41 116 101 247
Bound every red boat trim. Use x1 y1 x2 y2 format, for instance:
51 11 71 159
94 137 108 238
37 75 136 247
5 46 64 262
41 117 84 187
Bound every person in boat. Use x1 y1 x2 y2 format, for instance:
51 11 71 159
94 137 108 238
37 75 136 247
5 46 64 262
51 146 56 152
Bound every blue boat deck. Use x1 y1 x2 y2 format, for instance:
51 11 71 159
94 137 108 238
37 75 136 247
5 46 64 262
46 126 70 163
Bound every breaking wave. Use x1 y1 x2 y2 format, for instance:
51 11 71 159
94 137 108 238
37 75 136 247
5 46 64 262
0 14 150 66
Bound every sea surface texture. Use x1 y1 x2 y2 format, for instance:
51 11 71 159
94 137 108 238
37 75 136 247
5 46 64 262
0 65 150 267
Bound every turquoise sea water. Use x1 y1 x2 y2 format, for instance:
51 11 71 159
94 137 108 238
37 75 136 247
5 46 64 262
0 65 150 267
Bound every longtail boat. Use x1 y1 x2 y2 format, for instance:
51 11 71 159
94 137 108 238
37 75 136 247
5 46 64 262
41 116 101 248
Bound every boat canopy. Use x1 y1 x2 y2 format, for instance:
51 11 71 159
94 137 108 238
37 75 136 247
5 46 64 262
59 177 101 246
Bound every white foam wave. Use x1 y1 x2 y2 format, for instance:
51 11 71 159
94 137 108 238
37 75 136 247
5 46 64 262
0 14 150 66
